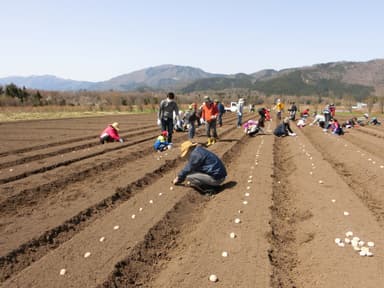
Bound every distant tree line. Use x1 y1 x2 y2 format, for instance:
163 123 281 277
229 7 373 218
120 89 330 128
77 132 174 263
0 83 43 106
1 82 382 114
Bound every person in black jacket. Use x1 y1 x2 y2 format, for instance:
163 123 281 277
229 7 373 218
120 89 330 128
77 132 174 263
274 117 296 137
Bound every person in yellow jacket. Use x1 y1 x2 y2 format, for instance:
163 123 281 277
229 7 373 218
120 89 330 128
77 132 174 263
273 99 285 121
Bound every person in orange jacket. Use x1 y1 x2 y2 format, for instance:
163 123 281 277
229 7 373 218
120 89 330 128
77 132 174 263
201 96 219 146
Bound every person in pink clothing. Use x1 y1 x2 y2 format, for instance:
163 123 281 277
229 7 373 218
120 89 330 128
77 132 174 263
99 122 124 144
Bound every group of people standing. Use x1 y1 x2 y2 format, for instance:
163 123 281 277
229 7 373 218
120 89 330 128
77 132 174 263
156 93 229 147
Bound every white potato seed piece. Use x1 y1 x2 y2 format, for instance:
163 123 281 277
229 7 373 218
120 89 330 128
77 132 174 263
209 274 218 282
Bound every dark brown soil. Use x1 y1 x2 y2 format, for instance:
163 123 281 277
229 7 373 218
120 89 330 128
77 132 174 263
1 112 383 288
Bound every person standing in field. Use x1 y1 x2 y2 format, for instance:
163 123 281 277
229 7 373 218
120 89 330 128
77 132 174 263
215 99 226 127
288 102 298 120
157 92 179 143
273 99 284 121
201 96 219 146
323 104 332 132
237 98 245 128
184 104 198 139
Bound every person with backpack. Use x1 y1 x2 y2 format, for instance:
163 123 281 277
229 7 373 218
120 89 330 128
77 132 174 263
157 92 179 143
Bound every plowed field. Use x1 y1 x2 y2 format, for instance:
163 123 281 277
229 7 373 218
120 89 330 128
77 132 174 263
0 113 383 288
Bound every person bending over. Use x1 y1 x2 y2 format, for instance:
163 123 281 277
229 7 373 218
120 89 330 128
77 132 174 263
173 141 227 195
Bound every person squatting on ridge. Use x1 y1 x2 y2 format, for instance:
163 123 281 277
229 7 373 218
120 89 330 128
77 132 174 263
274 117 296 137
157 92 179 143
243 119 261 136
330 119 344 135
153 131 171 152
237 98 245 128
173 141 227 195
201 96 219 146
99 122 124 144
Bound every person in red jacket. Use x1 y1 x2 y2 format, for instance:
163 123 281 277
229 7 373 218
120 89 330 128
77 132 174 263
201 96 219 146
99 122 124 144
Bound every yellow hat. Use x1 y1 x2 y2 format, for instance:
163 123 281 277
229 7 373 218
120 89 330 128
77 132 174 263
180 141 198 157
110 122 120 131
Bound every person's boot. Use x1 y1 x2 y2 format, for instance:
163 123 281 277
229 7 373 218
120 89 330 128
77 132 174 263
207 137 212 146
211 137 216 144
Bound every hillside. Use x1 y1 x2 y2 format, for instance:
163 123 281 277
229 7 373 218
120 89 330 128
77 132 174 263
0 60 383 96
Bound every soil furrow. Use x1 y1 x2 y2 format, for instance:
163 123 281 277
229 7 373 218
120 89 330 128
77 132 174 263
0 158 181 282
268 137 298 288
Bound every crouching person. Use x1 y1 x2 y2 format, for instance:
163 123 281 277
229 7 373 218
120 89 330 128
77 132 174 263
274 117 296 137
154 131 171 152
100 122 124 144
173 141 227 195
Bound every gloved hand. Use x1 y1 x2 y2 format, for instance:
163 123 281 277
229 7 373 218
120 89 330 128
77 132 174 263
238 112 242 116
157 119 161 126
211 115 216 120
173 176 181 185
119 138 124 143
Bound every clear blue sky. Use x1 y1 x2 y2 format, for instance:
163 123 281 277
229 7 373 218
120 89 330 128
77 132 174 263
1 0 383 82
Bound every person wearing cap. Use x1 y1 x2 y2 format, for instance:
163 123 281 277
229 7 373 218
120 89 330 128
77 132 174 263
173 141 227 194
273 117 296 137
158 92 180 143
214 99 225 127
183 104 198 139
99 122 124 144
201 96 219 146
154 130 171 151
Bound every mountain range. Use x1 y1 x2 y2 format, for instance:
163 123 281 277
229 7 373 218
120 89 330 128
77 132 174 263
1 60 383 95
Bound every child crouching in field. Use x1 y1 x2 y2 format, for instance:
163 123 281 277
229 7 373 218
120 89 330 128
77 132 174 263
154 131 171 152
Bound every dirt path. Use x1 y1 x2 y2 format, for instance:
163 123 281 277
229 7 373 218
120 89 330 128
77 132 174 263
1 113 383 287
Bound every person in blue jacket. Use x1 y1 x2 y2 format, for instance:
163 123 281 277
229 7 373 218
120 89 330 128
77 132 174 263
173 141 227 194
